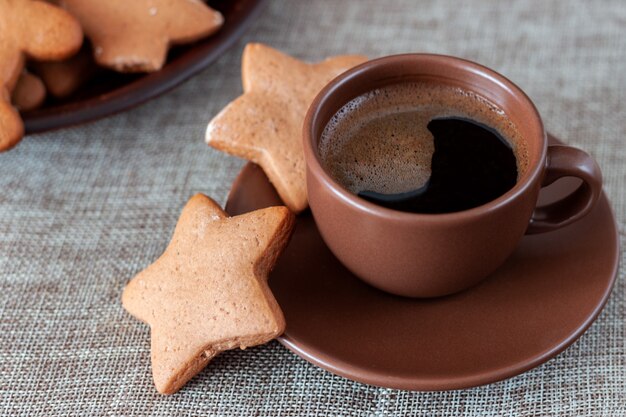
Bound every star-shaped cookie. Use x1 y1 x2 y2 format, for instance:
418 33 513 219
206 44 367 212
122 194 295 394
60 0 224 72
0 0 82 150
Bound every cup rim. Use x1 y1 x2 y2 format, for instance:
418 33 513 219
303 53 547 223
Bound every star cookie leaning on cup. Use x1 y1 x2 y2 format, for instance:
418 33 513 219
206 43 367 212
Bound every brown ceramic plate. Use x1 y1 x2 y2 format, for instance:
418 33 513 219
225 135 619 390
22 0 264 134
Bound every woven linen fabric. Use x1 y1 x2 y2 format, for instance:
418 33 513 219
1 1 625 415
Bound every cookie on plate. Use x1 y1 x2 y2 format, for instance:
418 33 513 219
11 70 46 112
122 194 295 394
206 44 367 212
60 0 224 73
33 45 97 99
0 0 82 151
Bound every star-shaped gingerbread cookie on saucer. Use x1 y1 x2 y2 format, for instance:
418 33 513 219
206 44 367 212
122 194 295 394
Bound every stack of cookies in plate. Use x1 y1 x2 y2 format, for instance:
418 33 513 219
0 0 224 151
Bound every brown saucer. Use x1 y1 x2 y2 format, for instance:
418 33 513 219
22 0 264 134
225 135 619 390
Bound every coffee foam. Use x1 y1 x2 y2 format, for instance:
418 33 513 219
319 82 528 195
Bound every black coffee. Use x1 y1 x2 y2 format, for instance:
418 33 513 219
318 82 525 214
359 117 517 213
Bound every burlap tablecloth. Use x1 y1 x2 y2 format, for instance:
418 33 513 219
1 1 624 415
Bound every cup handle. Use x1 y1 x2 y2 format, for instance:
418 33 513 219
526 145 602 234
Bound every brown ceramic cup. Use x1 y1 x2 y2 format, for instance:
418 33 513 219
302 54 603 298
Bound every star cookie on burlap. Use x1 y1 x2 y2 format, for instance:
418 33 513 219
0 0 82 150
206 44 367 212
122 194 295 394
60 0 224 72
